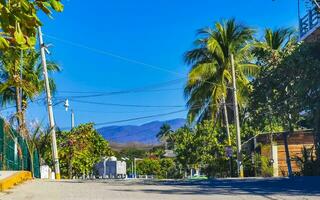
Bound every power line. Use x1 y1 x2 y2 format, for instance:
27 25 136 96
54 78 184 99
95 109 186 126
56 88 182 99
44 34 233 89
68 99 185 108
55 106 178 114
57 78 184 95
44 34 184 76
91 101 233 126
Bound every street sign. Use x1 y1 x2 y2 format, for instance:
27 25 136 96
225 146 233 158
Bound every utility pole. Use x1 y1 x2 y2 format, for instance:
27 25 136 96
38 27 60 180
71 109 75 129
131 160 134 178
231 53 243 178
134 158 137 179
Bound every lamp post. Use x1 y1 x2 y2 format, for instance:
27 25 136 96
134 158 143 179
64 99 75 129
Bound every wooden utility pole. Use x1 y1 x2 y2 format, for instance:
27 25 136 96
231 53 243 178
38 27 61 180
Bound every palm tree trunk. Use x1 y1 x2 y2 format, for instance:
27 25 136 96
222 96 233 176
222 97 231 145
15 87 22 131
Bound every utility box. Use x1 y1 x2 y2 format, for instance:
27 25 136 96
40 165 51 179
94 157 126 179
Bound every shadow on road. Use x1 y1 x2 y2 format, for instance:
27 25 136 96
111 177 320 197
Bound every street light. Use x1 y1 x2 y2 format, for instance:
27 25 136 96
134 158 143 179
64 99 75 129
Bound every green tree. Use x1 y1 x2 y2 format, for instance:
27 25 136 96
250 37 320 172
0 49 60 136
0 0 63 50
173 121 229 178
173 126 197 173
184 19 258 123
0 49 36 134
249 28 297 132
159 158 176 179
41 123 113 178
136 158 161 177
156 123 172 141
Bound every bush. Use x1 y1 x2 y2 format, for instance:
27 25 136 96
295 146 320 176
243 153 273 177
136 158 161 177
260 156 273 177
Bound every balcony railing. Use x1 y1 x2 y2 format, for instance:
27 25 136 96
299 8 320 39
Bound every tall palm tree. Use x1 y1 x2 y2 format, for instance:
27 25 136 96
263 28 294 50
156 123 172 141
250 27 296 133
0 49 60 136
20 50 60 127
0 49 37 134
184 19 258 124
254 27 296 69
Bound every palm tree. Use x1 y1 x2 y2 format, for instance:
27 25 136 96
0 49 37 135
184 19 258 124
254 27 296 69
156 123 172 141
0 49 60 136
20 50 60 128
26 122 46 177
251 27 296 136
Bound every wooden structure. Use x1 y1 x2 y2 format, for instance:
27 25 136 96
256 130 315 176
299 1 320 41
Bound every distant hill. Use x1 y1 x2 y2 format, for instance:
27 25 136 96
98 118 186 144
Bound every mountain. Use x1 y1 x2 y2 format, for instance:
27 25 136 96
98 118 186 144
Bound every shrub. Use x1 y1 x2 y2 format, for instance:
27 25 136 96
295 146 320 176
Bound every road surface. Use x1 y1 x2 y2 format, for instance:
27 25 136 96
0 177 319 200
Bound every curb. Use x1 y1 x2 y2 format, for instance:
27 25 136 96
0 171 32 191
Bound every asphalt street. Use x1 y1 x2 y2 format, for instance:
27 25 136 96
0 177 319 200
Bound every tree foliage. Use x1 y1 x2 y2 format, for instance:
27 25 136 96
156 123 171 141
173 121 232 177
40 123 113 178
184 19 258 123
0 0 63 50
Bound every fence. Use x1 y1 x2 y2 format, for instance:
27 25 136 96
0 118 40 178
299 6 320 38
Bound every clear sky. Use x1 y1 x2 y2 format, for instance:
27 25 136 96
2 0 301 129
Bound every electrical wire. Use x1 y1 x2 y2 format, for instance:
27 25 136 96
56 78 184 97
55 106 178 114
67 99 186 108
44 34 233 89
44 34 184 76
56 88 182 99
94 109 186 126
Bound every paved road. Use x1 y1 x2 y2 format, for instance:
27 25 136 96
0 177 319 200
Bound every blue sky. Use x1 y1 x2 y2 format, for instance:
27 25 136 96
2 0 302 129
